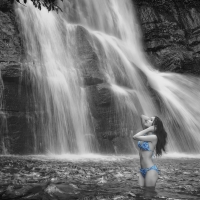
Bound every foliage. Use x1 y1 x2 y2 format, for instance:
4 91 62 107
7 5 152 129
15 0 63 12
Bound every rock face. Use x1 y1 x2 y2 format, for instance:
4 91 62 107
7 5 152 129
134 0 200 74
1 0 200 154
0 0 34 154
75 26 138 154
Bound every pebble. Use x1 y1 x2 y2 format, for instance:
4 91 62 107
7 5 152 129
183 172 191 175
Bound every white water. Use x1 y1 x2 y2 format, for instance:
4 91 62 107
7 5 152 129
0 70 8 154
16 0 200 154
16 1 98 154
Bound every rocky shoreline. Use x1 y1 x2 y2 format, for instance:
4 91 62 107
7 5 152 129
0 155 199 199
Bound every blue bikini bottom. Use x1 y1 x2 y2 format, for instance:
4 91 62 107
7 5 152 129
140 165 159 178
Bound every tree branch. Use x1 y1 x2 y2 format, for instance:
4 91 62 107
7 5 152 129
15 0 63 12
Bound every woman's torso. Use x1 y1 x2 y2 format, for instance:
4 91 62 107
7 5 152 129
138 140 157 168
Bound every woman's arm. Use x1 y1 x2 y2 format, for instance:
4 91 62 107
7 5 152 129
133 126 157 142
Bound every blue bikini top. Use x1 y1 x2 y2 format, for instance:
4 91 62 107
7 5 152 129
138 141 153 151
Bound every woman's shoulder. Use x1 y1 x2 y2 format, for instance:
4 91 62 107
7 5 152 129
150 133 158 142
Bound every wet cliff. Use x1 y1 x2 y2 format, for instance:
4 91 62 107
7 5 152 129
1 0 200 154
0 0 34 154
134 0 200 74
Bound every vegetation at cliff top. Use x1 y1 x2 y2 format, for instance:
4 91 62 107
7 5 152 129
15 0 63 12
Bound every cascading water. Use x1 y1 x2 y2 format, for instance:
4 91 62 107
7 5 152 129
15 1 99 154
16 0 200 154
0 72 8 154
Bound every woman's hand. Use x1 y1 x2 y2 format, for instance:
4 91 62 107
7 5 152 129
141 115 149 129
141 115 149 120
148 125 155 132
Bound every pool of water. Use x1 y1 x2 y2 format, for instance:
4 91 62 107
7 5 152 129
0 155 200 199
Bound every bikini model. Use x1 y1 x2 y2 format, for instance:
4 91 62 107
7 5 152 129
133 115 167 187
138 141 159 178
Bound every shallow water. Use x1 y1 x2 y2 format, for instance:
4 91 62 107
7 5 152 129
0 155 200 199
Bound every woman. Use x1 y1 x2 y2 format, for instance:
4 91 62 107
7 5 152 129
133 115 167 187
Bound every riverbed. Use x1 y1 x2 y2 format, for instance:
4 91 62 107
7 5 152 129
0 155 199 199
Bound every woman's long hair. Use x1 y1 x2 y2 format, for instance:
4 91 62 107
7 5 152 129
152 116 167 156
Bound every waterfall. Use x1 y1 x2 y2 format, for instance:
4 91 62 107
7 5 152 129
16 0 200 154
15 1 99 154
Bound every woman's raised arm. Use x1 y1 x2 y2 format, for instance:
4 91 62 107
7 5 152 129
133 126 157 142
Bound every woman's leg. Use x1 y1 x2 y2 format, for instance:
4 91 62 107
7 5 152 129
144 170 158 187
138 173 145 187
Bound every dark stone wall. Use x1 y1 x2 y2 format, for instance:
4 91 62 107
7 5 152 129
134 0 200 74
0 0 34 154
1 0 200 154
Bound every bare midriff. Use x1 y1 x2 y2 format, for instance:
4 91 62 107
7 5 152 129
139 150 154 169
